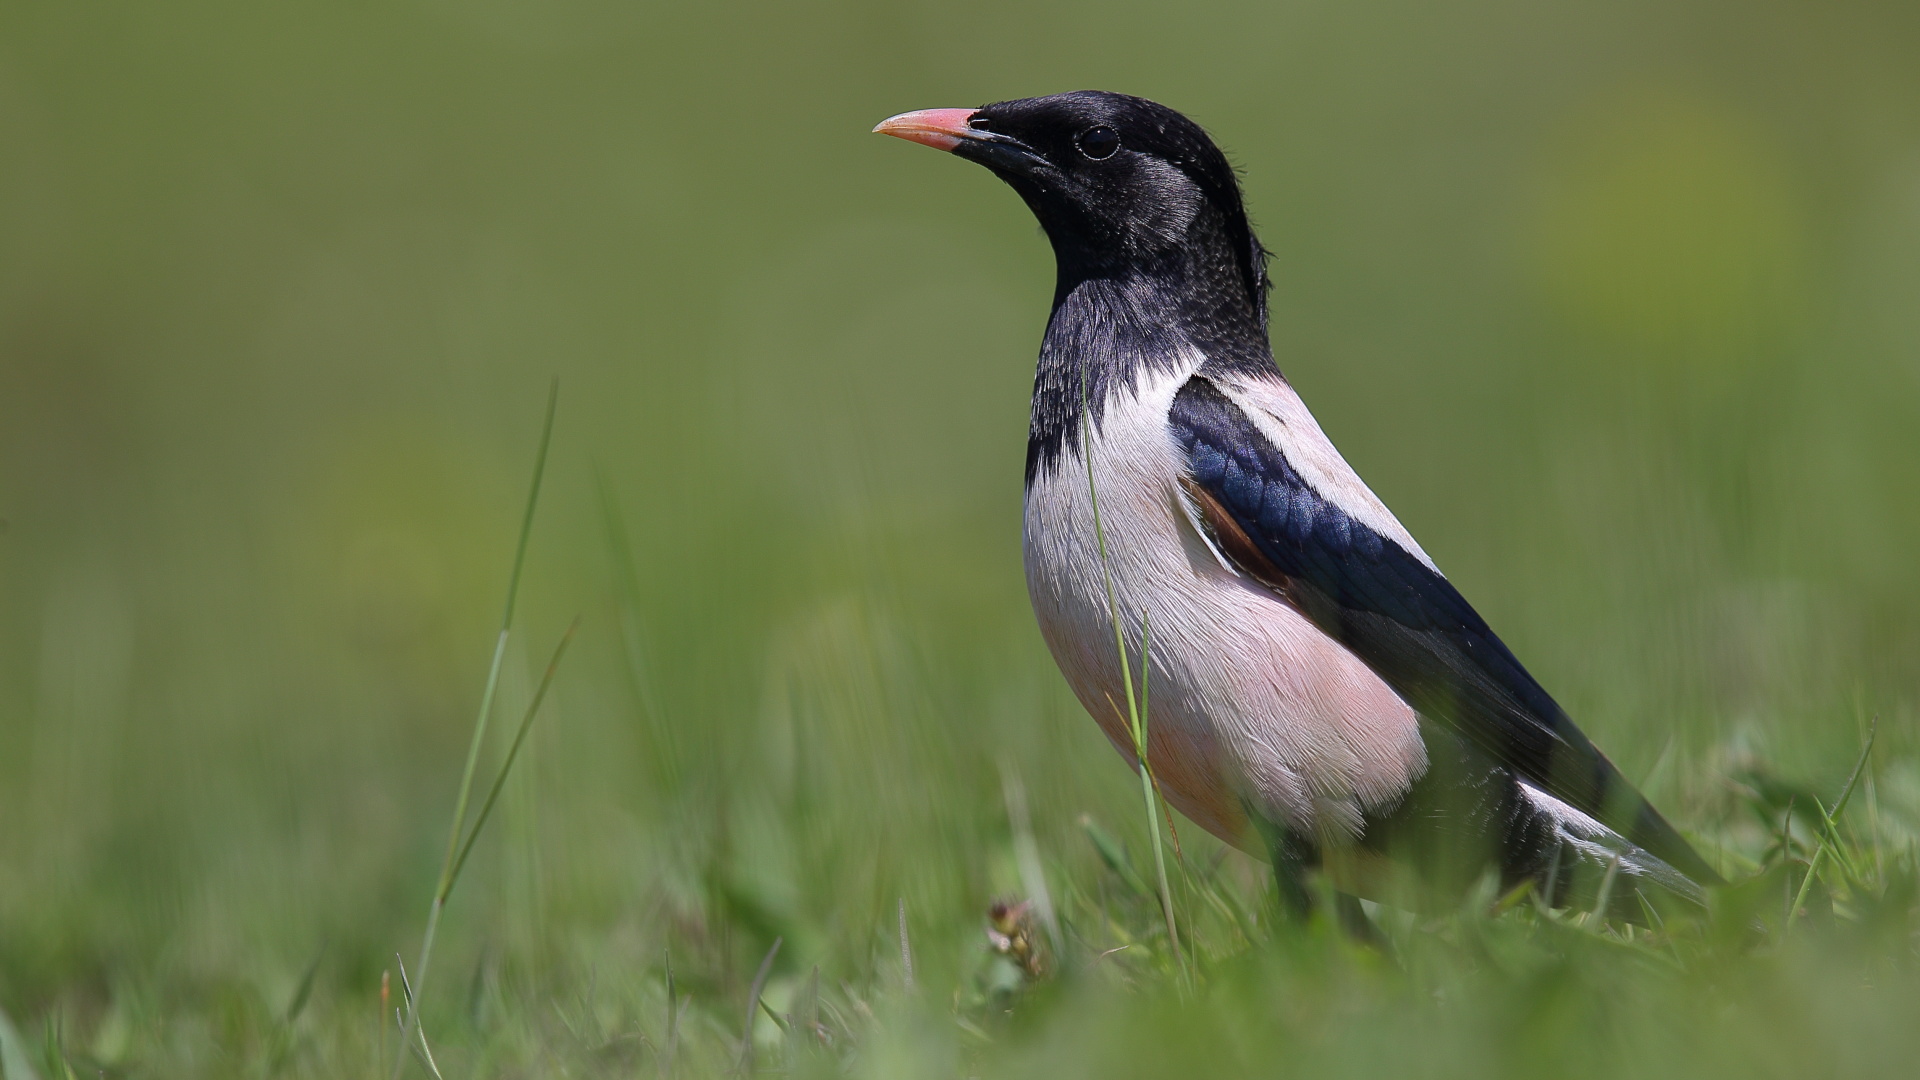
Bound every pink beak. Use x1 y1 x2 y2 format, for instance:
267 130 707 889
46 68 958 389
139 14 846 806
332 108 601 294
872 108 980 152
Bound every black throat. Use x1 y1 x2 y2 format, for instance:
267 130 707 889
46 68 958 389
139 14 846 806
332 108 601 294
1023 206 1275 488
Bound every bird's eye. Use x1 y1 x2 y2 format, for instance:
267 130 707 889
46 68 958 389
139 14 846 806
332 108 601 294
1076 126 1120 160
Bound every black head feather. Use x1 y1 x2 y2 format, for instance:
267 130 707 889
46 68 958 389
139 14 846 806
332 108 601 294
959 91 1271 328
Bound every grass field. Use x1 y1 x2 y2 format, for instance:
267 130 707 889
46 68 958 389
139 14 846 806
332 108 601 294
4 0 1920 1076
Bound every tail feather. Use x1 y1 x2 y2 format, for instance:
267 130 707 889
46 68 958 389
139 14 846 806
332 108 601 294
1355 721 1715 919
1517 781 1708 912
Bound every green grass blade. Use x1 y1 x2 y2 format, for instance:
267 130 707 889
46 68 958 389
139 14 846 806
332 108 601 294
284 939 327 1024
1135 609 1185 980
736 937 783 1074
1076 371 1142 755
1833 715 1880 822
1081 815 1153 899
1786 720 1877 932
1077 365 1185 983
390 378 558 1080
447 616 579 892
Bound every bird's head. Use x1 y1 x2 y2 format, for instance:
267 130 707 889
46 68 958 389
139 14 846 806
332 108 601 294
876 91 1268 323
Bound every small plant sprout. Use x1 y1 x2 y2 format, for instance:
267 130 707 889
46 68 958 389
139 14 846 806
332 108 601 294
1787 717 1877 931
738 937 783 1074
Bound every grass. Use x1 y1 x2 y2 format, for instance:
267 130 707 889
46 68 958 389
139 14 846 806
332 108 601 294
1079 364 1185 986
380 724 1918 1078
13 393 1914 1080
4 377 1918 1080
6 2 1920 1067
5 351 1919 1080
388 379 561 1080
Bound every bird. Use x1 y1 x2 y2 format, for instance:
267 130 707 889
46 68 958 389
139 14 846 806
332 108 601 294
873 91 1721 923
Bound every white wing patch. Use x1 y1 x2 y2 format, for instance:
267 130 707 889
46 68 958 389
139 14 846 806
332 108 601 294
1517 781 1705 904
1207 370 1440 573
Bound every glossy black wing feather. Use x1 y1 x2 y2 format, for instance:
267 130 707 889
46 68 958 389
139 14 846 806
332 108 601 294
1170 375 1720 885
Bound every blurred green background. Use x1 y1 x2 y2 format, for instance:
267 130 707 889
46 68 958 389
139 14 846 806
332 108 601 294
3 0 1920 1075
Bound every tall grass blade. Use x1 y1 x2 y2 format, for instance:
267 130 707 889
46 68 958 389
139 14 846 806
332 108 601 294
1135 610 1184 976
1077 365 1186 982
390 378 559 1080
393 955 446 1080
447 617 580 890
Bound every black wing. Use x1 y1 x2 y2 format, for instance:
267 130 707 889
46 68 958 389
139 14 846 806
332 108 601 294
1167 373 1720 886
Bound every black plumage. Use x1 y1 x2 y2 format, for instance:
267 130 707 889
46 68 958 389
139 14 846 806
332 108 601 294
1169 375 1721 893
